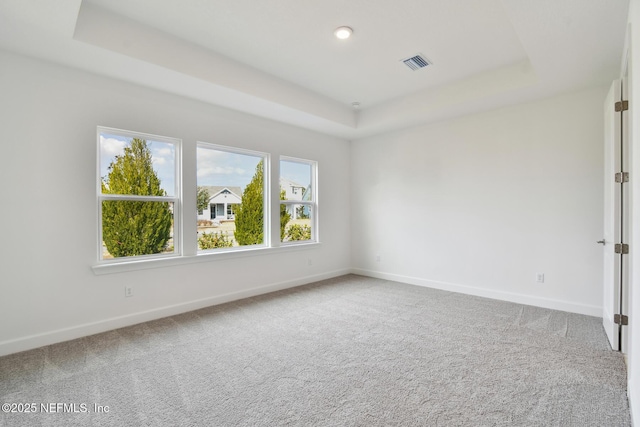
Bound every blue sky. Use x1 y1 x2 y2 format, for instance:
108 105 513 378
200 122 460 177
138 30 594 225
197 147 312 191
280 159 311 188
196 147 261 191
100 134 312 195
100 133 176 196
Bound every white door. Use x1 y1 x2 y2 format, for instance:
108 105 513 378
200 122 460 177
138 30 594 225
602 78 628 352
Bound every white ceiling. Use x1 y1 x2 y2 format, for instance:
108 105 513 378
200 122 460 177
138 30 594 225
0 0 630 139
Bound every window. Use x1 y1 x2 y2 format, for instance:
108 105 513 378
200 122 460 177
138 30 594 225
97 127 180 261
95 128 318 273
197 143 268 251
280 157 317 243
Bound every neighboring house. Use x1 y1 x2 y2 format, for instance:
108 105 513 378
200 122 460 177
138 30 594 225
280 177 306 202
198 179 310 222
198 186 242 222
280 177 310 220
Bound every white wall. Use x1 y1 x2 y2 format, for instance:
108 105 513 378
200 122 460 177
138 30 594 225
351 87 607 316
0 27 635 420
0 51 351 356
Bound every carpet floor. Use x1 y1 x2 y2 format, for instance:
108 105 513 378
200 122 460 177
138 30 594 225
0 274 631 426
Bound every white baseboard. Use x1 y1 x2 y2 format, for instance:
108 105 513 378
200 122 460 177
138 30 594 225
0 269 350 357
630 380 639 427
351 268 602 317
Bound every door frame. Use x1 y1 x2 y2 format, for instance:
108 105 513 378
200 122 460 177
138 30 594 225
603 45 631 353
603 78 624 351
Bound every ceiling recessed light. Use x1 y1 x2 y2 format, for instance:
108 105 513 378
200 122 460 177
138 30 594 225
334 26 353 40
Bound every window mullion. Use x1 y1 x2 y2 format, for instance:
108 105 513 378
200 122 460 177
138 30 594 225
270 154 280 248
99 194 176 202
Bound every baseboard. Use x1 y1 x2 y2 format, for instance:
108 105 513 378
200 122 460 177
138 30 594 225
0 268 350 357
351 268 601 317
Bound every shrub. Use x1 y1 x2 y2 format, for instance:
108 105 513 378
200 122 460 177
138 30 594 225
198 231 233 249
197 219 213 226
286 224 311 241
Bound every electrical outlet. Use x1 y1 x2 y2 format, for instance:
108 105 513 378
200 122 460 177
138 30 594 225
308 259 312 266
375 255 381 263
536 273 545 283
125 286 134 297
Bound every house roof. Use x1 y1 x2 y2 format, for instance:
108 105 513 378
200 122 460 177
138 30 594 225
201 186 242 201
280 177 305 189
0 0 629 139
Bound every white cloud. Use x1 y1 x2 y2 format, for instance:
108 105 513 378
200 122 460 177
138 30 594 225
197 167 216 178
196 147 261 187
149 143 174 171
100 136 126 157
197 165 240 178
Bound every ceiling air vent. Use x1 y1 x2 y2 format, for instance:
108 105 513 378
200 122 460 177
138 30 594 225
401 54 431 71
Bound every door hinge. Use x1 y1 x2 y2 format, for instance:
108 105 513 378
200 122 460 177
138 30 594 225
615 172 629 183
614 314 629 326
615 100 629 112
615 243 629 254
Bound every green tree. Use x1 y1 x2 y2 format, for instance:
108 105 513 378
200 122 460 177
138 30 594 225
280 189 291 241
234 160 291 245
101 138 172 257
234 160 264 245
296 205 309 219
197 186 210 212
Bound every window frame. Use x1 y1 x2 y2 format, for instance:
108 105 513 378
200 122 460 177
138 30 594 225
279 156 318 245
92 131 321 275
196 142 270 253
96 126 182 263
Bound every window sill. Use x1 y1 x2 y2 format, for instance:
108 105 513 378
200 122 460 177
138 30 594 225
91 242 321 275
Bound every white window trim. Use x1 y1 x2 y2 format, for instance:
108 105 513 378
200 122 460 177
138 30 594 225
92 135 322 275
279 156 318 245
91 241 321 275
96 126 182 263
196 142 271 253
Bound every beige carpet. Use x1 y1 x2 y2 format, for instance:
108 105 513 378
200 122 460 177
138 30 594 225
0 275 631 426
